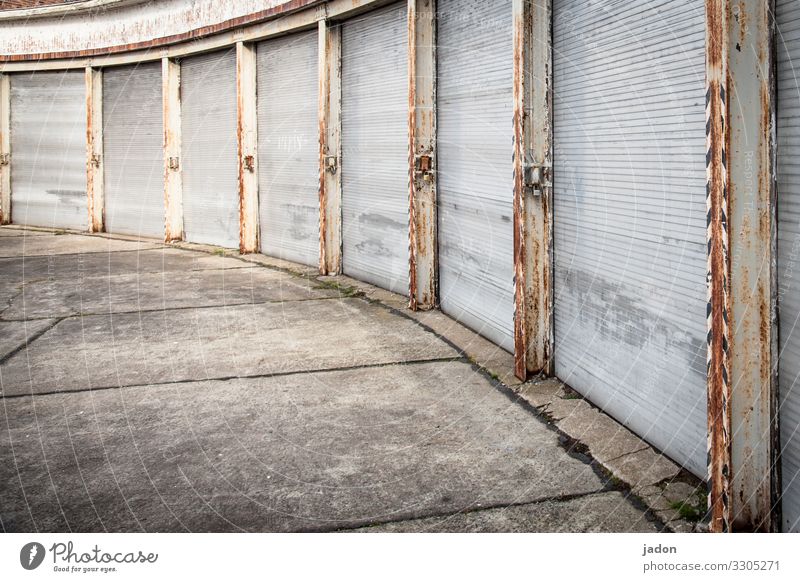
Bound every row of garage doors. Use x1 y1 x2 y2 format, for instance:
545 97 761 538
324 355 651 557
4 0 799 530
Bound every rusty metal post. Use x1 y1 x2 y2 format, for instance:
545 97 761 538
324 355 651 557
0 73 10 225
85 66 104 233
727 0 778 532
513 0 553 380
706 0 778 533
163 57 183 242
407 0 437 310
237 41 259 254
318 17 342 275
705 0 733 533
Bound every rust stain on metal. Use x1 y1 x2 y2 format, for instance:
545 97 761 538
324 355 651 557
236 42 258 254
407 0 418 310
318 19 330 275
85 67 104 233
236 58 248 253
705 0 732 534
512 4 526 381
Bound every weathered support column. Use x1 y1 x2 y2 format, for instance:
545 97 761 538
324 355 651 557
237 41 259 254
318 18 342 275
705 0 777 532
0 73 10 225
513 0 553 380
162 57 183 242
85 66 104 233
407 0 437 310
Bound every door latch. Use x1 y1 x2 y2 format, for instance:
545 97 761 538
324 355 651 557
524 162 550 196
325 155 338 174
414 154 434 183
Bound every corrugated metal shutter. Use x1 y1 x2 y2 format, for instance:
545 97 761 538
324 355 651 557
436 0 514 352
341 3 409 295
9 71 87 230
181 49 239 248
257 30 319 267
103 62 164 239
552 0 707 475
777 0 800 533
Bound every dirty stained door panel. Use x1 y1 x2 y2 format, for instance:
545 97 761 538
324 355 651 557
181 49 240 248
436 0 515 353
257 30 319 267
552 0 707 476
9 71 87 230
777 0 800 533
341 3 409 295
103 62 164 238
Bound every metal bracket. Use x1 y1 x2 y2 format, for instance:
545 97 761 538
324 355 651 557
524 162 551 196
0 153 9 166
168 156 180 171
91 153 101 167
325 155 338 174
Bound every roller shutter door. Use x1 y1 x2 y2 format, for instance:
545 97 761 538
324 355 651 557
103 63 164 238
553 0 707 475
181 49 239 248
341 3 409 295
777 0 800 533
257 30 319 267
10 71 86 230
436 0 514 352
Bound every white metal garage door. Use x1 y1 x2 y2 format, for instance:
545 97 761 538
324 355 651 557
777 0 800 533
553 0 707 475
257 30 319 267
341 3 408 295
436 0 514 352
181 49 239 248
10 71 86 230
103 62 164 239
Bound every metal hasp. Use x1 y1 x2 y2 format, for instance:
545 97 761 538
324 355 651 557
705 0 778 532
162 57 184 242
86 66 104 233
408 0 437 311
237 41 259 254
318 16 343 275
513 0 553 380
0 73 10 225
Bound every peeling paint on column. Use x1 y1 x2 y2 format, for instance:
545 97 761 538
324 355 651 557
706 0 733 534
162 56 183 242
0 74 10 225
237 41 259 253
407 0 437 311
85 66 104 233
318 17 342 275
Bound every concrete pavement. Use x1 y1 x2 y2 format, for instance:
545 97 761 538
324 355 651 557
0 226 694 532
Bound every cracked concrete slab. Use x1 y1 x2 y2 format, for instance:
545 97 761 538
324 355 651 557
348 491 660 533
0 226 664 533
0 229 51 237
0 319 58 361
2 266 337 319
0 247 252 285
0 361 602 532
0 299 458 396
0 233 161 258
